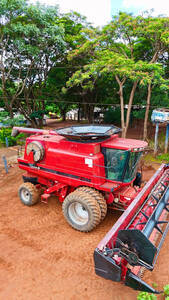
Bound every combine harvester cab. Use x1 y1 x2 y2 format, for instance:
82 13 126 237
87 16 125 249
94 163 169 293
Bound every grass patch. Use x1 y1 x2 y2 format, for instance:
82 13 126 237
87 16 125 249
143 152 169 164
156 153 169 162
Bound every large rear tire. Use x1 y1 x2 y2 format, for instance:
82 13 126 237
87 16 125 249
18 182 40 206
76 186 107 221
62 190 101 232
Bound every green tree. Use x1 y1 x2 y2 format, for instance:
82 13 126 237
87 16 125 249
43 11 97 121
0 0 65 126
65 12 169 137
134 14 169 139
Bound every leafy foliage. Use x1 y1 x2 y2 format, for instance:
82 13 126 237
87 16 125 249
104 108 126 125
65 12 169 136
137 292 157 300
164 284 169 297
0 128 24 146
29 110 46 120
133 109 152 121
0 111 9 122
0 0 65 125
137 284 169 300
0 3 168 134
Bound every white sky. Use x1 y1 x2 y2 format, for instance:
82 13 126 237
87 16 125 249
33 0 112 27
122 0 169 17
30 0 169 27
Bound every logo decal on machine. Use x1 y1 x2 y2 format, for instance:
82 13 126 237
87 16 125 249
85 158 93 168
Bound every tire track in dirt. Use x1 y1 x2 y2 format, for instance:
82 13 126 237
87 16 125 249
0 163 168 300
0 257 12 271
1 226 42 251
21 206 61 230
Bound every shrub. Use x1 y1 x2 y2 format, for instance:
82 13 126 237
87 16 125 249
137 292 157 300
0 111 9 122
0 114 26 127
133 109 153 121
0 128 25 146
164 284 169 297
104 107 125 125
30 110 46 120
137 284 169 300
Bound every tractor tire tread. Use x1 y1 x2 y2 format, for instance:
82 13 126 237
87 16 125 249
18 182 40 206
62 190 101 232
76 186 107 221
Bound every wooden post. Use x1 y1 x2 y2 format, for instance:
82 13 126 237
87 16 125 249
154 122 159 155
164 123 169 154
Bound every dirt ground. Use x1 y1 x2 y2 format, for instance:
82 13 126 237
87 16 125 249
0 122 169 300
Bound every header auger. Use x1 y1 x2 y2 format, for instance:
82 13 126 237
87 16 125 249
12 125 169 293
94 164 169 293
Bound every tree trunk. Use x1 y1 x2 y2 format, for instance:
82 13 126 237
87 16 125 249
26 118 37 128
3 97 14 118
62 110 66 121
78 103 81 122
9 107 14 119
124 81 138 137
88 105 94 123
83 103 88 120
38 118 43 128
119 86 125 137
143 83 152 140
115 76 126 137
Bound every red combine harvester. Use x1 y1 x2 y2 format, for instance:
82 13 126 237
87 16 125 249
12 125 169 293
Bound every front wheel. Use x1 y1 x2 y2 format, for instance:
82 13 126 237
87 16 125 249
62 190 101 232
18 182 40 206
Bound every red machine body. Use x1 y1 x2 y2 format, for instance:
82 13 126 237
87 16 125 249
12 125 169 293
17 128 147 206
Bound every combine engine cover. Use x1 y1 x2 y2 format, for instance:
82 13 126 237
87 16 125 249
94 164 169 293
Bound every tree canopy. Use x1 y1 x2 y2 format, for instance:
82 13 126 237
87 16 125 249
0 1 168 136
0 0 64 125
65 12 169 137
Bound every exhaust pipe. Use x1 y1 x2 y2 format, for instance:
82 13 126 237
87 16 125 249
11 127 47 137
11 127 57 137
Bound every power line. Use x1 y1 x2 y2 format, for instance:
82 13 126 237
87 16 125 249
0 66 86 70
0 96 167 109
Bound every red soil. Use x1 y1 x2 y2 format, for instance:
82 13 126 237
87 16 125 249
0 123 168 300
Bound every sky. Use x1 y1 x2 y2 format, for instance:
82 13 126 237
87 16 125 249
114 0 169 17
30 0 169 27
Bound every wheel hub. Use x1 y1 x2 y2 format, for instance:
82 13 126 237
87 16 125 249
68 202 89 225
21 188 31 203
